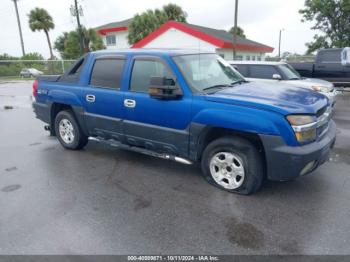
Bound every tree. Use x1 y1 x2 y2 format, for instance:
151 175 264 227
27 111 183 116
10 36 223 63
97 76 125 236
163 3 187 22
128 3 187 45
300 0 350 54
228 26 246 38
28 8 55 59
54 27 105 59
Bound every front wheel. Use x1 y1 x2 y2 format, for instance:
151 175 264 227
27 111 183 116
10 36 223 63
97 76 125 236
201 136 263 195
54 110 88 150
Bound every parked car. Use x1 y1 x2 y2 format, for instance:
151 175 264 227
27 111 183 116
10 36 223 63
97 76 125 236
289 47 350 87
230 61 337 107
20 68 43 78
32 49 336 195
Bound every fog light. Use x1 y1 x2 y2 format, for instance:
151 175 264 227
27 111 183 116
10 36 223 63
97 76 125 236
300 161 316 176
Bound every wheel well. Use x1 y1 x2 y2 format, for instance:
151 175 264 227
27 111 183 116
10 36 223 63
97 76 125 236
197 127 267 174
50 103 72 136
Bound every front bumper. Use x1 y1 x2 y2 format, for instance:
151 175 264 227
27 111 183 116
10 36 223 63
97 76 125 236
260 120 336 181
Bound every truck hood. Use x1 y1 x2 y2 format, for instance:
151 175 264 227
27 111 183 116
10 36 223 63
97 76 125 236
205 81 328 115
284 78 334 90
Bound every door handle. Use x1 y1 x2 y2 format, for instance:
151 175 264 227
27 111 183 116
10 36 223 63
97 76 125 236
86 94 95 103
124 99 136 108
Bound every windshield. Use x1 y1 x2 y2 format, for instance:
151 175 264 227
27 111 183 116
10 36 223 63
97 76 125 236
277 64 301 80
173 54 245 92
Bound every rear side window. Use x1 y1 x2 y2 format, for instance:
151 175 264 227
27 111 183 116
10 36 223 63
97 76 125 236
130 59 174 93
233 64 249 77
90 58 125 89
68 58 84 75
318 50 341 63
248 65 279 79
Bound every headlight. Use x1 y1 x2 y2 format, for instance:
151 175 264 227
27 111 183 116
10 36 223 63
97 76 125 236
286 115 317 143
312 85 330 93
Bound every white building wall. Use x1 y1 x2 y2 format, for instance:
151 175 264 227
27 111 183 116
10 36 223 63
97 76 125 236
104 31 130 49
100 28 268 60
142 28 217 51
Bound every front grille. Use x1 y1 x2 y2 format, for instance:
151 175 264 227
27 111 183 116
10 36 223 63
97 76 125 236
316 106 327 118
317 123 328 138
316 106 332 138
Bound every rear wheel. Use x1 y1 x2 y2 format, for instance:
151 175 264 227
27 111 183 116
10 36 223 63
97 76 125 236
54 110 88 150
201 136 263 195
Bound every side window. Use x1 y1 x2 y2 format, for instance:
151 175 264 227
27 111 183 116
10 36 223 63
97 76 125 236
318 50 341 63
234 64 249 77
90 58 125 89
68 58 84 75
130 59 174 93
248 65 279 79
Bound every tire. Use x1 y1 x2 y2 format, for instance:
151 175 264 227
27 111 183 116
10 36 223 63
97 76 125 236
54 110 88 150
201 136 263 195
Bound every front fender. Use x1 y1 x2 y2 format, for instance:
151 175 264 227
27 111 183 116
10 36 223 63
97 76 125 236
192 107 296 146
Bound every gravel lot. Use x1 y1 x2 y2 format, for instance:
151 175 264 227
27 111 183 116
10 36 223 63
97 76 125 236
0 80 350 255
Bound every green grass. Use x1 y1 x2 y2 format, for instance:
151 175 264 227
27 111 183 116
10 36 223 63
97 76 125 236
0 76 35 81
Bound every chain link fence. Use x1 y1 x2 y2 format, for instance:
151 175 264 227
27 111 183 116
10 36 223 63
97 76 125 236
0 60 76 78
265 56 315 63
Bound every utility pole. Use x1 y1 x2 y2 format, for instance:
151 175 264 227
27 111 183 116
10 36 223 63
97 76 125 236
71 0 84 55
11 0 25 56
278 29 284 59
232 0 238 60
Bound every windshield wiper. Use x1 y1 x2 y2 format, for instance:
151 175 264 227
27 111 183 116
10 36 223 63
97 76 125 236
231 79 248 85
202 84 232 92
289 77 301 80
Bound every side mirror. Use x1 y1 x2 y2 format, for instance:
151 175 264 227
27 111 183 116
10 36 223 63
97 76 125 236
148 76 183 100
272 74 282 80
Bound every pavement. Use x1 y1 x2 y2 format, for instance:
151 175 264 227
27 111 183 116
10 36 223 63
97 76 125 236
0 80 350 255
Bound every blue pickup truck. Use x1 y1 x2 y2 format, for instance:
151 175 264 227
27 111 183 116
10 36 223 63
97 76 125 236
32 49 336 195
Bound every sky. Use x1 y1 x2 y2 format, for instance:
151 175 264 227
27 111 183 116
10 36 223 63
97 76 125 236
0 0 317 59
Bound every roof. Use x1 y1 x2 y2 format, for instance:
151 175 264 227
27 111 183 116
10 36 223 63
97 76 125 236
91 48 215 56
133 20 274 53
229 61 286 65
95 18 133 35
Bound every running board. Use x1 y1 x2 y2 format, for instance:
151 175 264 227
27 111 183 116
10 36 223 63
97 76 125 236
88 137 193 165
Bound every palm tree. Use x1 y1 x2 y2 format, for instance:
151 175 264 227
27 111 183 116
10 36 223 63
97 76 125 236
28 8 55 59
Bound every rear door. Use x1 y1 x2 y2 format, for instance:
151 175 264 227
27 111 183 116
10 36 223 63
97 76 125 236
82 55 126 141
121 56 192 157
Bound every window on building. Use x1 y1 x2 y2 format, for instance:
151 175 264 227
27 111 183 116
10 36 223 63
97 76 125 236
257 56 262 61
251 56 256 61
130 59 174 93
106 35 116 46
246 55 251 61
235 55 243 61
248 65 279 79
90 58 125 89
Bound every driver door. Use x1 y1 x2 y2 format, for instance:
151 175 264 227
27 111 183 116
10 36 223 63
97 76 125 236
122 56 192 157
